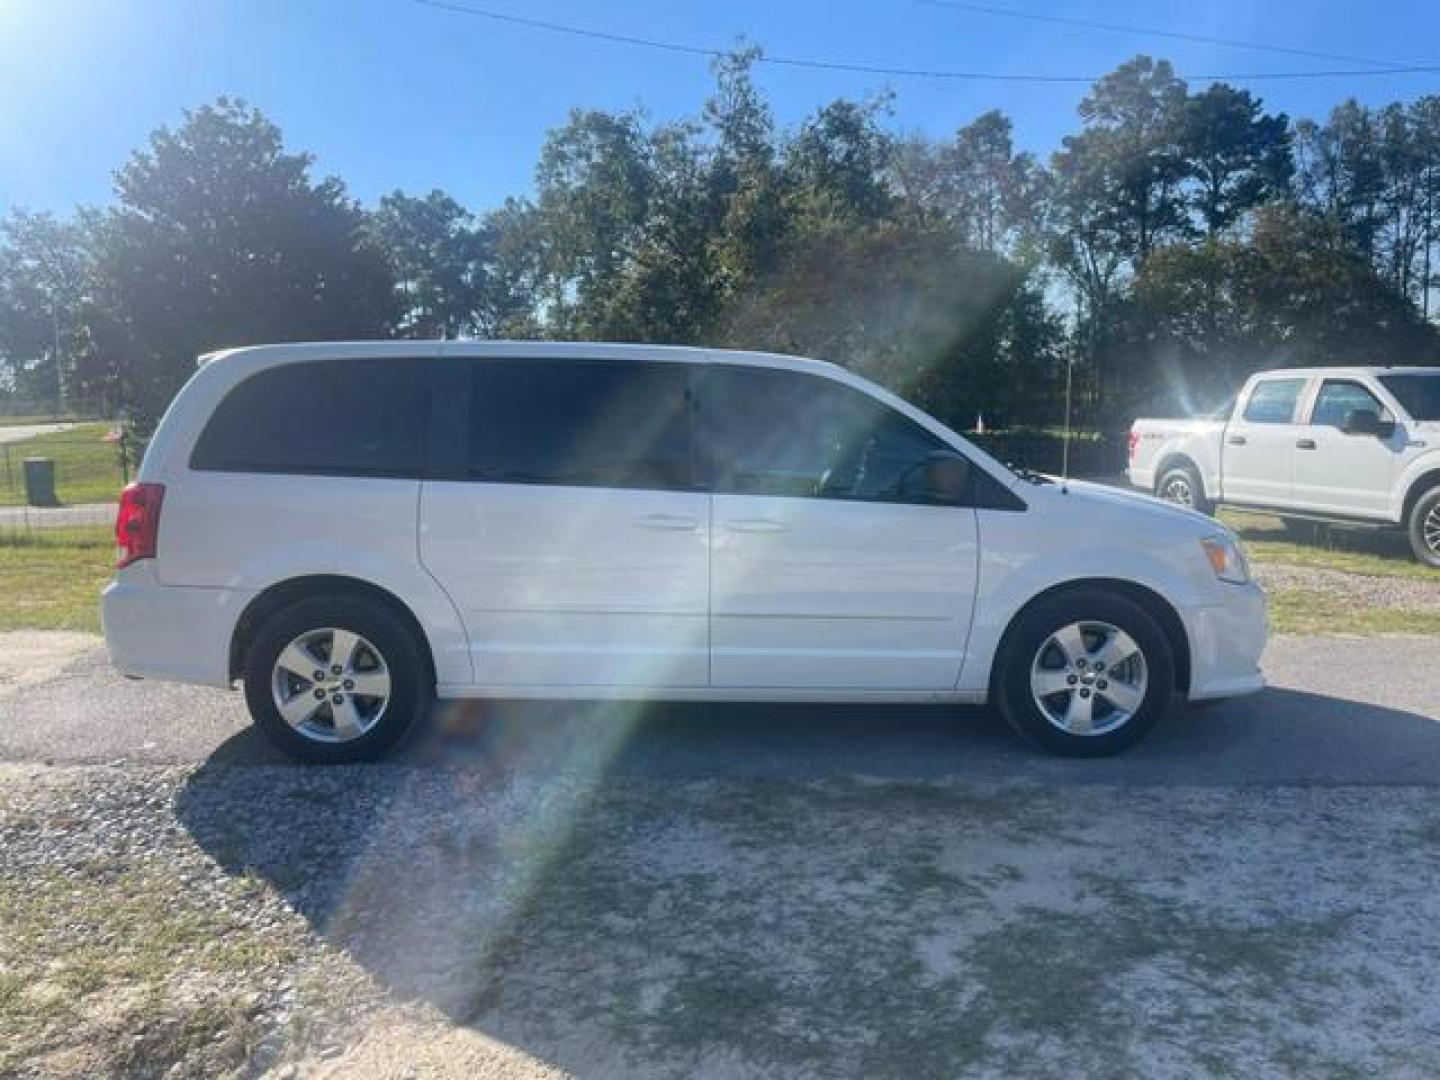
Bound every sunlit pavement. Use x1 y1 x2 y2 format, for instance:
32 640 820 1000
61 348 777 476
4 634 1440 1076
4 634 1439 785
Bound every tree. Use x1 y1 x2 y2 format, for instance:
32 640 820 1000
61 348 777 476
1179 84 1292 238
87 98 398 421
1058 57 1191 266
368 190 485 338
533 108 655 338
783 97 896 229
703 47 789 299
0 210 94 409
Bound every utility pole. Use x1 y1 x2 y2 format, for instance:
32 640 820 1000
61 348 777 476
51 301 64 416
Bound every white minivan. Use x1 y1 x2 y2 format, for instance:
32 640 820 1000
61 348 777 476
102 342 1266 761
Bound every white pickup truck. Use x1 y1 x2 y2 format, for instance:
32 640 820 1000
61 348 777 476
1128 366 1440 567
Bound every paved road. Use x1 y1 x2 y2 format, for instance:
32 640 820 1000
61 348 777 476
0 501 115 528
2 633 1437 784
0 421 77 445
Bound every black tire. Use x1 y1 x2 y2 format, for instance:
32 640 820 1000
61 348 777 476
243 594 428 763
1155 462 1213 516
994 589 1175 757
1407 486 1440 569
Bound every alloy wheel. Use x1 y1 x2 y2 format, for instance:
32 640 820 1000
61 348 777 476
270 627 391 743
1161 475 1194 507
1029 620 1148 736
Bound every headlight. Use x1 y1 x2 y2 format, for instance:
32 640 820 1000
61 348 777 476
1200 534 1249 584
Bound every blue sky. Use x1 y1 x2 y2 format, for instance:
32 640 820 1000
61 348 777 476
2 0 1438 216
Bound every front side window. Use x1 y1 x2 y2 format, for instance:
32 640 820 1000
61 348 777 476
703 366 952 502
466 360 693 491
1379 374 1440 422
1309 380 1386 428
191 358 429 476
1241 378 1306 425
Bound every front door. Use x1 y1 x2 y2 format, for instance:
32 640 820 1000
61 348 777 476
1290 378 1399 519
701 365 978 690
420 357 709 688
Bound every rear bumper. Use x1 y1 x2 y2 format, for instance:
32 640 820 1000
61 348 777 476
1126 466 1155 492
101 563 252 689
1183 582 1268 701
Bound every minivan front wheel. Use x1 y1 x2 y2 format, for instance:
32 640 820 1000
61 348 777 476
244 595 427 763
996 590 1175 756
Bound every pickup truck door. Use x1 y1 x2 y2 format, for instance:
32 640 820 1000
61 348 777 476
1220 376 1310 508
1289 378 1400 520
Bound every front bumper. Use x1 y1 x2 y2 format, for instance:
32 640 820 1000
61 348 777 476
1183 581 1268 701
101 562 253 689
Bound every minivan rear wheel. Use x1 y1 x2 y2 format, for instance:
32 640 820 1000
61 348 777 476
244 595 427 763
995 589 1175 756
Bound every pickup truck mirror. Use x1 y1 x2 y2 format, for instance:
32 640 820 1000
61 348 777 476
1340 408 1395 438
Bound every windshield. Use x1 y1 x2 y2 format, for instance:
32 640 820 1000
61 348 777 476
1378 374 1440 421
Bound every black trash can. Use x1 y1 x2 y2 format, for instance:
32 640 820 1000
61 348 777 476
23 457 58 507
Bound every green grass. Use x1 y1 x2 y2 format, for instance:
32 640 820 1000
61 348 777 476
0 527 113 632
1268 588 1440 636
0 422 125 507
1221 509 1434 580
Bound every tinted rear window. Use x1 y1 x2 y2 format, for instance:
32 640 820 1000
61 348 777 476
465 360 693 490
191 358 430 476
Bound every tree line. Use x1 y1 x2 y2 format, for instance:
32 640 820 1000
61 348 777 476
1 50 1438 432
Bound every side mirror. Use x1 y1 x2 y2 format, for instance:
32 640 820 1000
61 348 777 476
1341 408 1395 438
903 451 972 504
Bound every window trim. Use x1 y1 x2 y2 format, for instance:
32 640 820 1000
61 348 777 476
188 356 436 480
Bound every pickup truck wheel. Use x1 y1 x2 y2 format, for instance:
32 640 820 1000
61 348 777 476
996 590 1175 757
1407 487 1440 569
1155 463 1212 515
243 595 427 763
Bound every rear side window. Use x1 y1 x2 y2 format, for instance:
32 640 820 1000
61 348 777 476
1241 378 1305 424
191 358 430 477
466 360 693 491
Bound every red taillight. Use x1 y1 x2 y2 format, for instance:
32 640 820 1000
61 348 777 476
1127 429 1141 461
115 482 165 569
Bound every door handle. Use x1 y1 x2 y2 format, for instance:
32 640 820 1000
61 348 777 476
722 519 790 534
634 513 700 532
1227 435 1247 446
1295 438 1317 450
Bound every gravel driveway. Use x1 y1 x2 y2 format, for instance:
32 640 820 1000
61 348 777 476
1253 561 1440 612
4 633 1440 1078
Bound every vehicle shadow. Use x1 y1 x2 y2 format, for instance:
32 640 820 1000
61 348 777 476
198 685 1440 786
174 687 1440 1074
